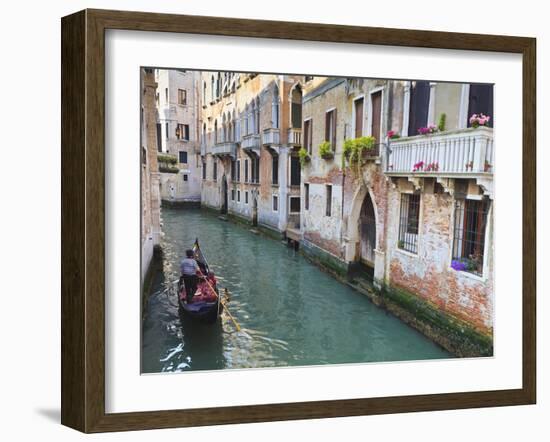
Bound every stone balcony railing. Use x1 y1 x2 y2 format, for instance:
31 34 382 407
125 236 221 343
200 142 206 157
212 141 237 159
385 126 494 176
287 128 302 147
242 133 261 156
262 128 280 145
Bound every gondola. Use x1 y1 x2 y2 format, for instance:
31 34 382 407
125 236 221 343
178 239 221 324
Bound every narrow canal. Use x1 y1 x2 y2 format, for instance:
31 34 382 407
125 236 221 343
142 208 452 373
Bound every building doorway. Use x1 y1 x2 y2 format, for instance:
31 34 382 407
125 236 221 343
221 175 228 214
359 192 376 274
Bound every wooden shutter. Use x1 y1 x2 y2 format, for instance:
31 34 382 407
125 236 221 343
371 92 382 144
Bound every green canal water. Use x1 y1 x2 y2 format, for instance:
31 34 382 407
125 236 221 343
141 208 452 373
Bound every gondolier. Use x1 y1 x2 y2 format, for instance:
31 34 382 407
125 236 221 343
178 239 221 324
180 249 200 303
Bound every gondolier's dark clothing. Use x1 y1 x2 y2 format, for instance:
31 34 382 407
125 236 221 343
180 257 200 302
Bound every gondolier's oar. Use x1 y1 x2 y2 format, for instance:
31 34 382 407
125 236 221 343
220 299 241 332
198 271 241 332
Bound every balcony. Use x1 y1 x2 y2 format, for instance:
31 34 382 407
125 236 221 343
287 128 302 147
262 128 280 145
385 127 494 177
212 141 237 159
242 133 261 156
262 128 280 155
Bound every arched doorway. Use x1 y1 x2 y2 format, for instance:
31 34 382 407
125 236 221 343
221 174 228 214
359 192 376 275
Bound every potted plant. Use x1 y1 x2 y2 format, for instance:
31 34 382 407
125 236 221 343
386 130 400 140
437 113 447 132
469 113 491 128
298 147 311 167
417 125 438 135
318 141 334 160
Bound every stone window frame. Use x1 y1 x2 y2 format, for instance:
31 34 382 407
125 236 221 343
325 184 333 217
289 195 301 214
448 195 492 282
352 94 366 139
366 86 385 142
396 190 423 257
272 193 279 212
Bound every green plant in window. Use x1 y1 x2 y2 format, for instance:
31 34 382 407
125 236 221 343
342 136 376 178
298 147 311 167
398 240 405 249
318 141 334 160
157 153 178 164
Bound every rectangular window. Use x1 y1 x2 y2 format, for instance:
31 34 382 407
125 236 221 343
176 124 189 140
236 159 241 182
244 159 249 183
468 84 494 127
165 122 169 139
178 151 188 164
252 156 260 184
178 89 187 105
290 156 301 186
325 109 337 151
156 123 162 152
272 155 279 185
165 87 168 103
290 196 301 213
303 119 313 154
213 160 217 181
245 191 249 204
398 193 420 253
408 81 430 136
304 183 309 211
325 185 332 217
354 97 364 138
452 198 490 275
183 174 188 182
273 195 278 211
237 190 241 202
231 189 235 201
370 91 382 144
231 160 236 181
202 162 206 180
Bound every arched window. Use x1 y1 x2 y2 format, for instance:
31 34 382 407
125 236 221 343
291 84 303 129
272 84 280 129
222 114 227 143
203 81 206 104
202 123 206 147
214 119 218 144
210 76 215 103
255 97 260 134
247 103 253 136
227 112 232 141
217 73 221 98
233 110 238 141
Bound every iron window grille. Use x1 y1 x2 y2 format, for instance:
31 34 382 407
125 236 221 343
452 198 490 276
398 193 420 253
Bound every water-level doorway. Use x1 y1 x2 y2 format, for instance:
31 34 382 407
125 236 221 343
359 192 376 277
221 175 228 214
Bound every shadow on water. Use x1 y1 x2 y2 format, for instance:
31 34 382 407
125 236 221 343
142 208 453 374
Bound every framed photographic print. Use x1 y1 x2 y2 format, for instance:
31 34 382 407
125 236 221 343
61 9 536 433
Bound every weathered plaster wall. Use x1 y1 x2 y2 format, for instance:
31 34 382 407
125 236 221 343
385 182 494 333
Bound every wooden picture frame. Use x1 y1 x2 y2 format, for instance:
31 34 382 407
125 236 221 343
61 8 536 433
